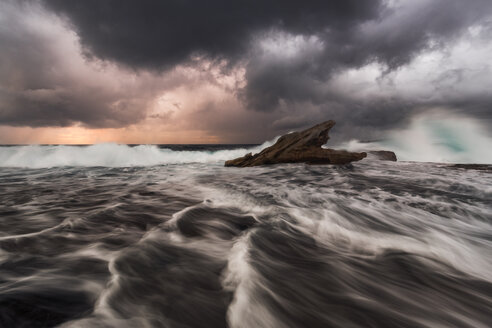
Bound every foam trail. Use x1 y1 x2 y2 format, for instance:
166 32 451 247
336 111 492 163
0 138 277 168
1 152 491 327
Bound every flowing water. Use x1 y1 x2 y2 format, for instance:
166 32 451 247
0 141 491 328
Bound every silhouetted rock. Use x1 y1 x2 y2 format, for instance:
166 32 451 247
368 151 397 161
225 120 367 167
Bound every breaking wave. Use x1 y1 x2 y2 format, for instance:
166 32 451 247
337 112 492 163
0 139 276 168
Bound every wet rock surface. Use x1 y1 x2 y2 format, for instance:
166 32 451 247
225 120 367 167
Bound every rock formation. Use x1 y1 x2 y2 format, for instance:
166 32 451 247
225 120 367 167
368 150 397 161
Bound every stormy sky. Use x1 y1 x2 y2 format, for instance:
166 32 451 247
1 0 492 143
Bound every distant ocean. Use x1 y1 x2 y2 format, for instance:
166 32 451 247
0 141 491 327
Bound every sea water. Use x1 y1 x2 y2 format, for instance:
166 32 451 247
0 116 491 327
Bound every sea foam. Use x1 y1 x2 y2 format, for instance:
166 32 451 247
0 139 276 168
336 112 492 164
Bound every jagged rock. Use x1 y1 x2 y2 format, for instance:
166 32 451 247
368 150 397 161
225 120 367 167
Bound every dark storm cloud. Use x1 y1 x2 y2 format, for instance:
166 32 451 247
42 0 383 69
0 0 192 129
2 0 492 140
242 0 492 112
42 0 492 113
0 1 147 128
0 88 148 128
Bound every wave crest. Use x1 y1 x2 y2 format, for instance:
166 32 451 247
0 140 276 168
336 112 492 164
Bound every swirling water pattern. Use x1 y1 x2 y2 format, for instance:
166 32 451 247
0 148 491 327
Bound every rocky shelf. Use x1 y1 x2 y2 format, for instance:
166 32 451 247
225 120 373 167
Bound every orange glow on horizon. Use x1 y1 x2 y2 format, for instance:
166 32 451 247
0 125 222 145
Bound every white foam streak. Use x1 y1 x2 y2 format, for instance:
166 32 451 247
222 233 280 328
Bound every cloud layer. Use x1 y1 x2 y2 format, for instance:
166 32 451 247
1 0 492 143
43 0 382 68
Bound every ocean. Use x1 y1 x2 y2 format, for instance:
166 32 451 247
0 143 491 327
